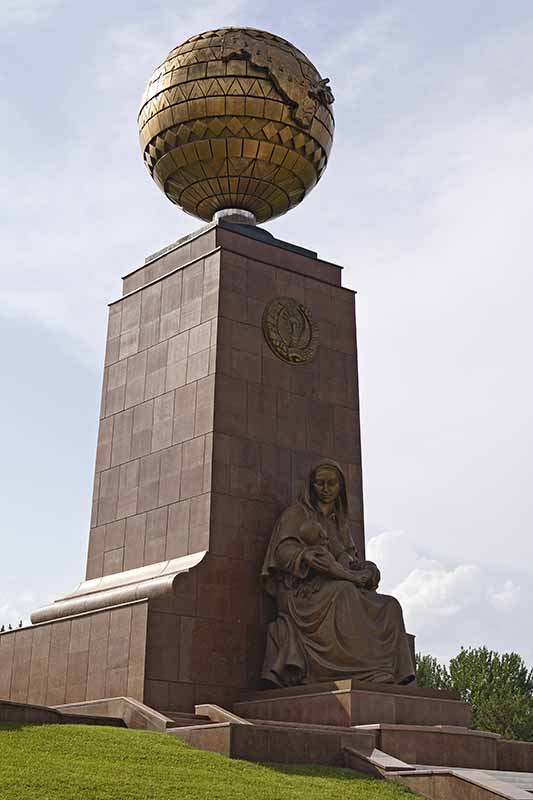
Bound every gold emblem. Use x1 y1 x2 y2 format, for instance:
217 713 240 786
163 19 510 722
262 297 319 365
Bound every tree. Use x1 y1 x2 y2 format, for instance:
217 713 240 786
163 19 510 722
449 647 533 741
415 653 450 692
416 647 533 741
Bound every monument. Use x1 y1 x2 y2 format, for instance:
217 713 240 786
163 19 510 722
0 26 415 714
6 29 533 794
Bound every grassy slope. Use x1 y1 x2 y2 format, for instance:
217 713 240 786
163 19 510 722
0 723 413 800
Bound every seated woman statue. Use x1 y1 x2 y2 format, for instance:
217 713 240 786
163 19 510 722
261 459 416 687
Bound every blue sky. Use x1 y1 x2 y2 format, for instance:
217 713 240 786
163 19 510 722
2 0 533 664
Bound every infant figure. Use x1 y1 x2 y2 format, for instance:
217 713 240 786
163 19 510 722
298 519 329 547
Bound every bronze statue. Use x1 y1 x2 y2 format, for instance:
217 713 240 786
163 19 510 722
261 460 416 687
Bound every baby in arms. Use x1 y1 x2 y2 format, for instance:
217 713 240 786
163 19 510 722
299 518 330 547
298 519 378 589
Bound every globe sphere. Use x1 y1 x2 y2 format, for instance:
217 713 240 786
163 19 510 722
138 27 334 223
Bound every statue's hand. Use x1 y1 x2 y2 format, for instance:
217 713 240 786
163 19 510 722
354 560 381 590
348 568 373 588
303 547 342 576
337 551 356 570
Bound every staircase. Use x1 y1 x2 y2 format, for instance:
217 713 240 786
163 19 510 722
159 710 214 728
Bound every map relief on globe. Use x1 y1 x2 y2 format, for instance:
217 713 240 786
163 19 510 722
138 27 335 223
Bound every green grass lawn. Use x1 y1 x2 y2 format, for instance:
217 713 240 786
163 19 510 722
0 723 414 800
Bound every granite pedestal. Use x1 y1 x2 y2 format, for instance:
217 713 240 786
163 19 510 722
234 679 472 729
0 221 366 711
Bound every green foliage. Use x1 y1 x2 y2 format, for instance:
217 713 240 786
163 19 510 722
0 723 414 800
415 653 451 691
416 646 533 741
449 647 533 741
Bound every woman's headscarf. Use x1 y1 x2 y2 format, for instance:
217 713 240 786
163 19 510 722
299 459 349 519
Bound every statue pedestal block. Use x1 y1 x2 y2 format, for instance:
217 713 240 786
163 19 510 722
233 679 472 729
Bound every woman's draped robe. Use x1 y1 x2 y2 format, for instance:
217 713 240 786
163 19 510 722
261 503 415 687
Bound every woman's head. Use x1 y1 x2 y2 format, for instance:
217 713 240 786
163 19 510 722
312 465 342 506
300 460 348 517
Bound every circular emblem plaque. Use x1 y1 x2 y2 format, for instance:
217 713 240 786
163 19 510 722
262 297 319 365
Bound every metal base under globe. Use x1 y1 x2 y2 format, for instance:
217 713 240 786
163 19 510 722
213 208 257 226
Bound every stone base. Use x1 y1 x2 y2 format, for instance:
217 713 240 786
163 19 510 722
360 723 502 770
234 678 472 728
364 723 533 774
168 720 376 766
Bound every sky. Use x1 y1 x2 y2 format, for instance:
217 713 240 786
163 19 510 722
1 0 532 666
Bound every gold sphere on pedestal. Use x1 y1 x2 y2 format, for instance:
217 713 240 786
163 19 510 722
138 27 335 223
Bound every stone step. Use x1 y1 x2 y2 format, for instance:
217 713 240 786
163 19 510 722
248 717 376 741
160 710 213 728
456 769 533 793
398 767 533 799
168 719 375 766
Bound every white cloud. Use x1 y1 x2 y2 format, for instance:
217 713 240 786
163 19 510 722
368 531 533 666
490 580 520 610
394 565 480 619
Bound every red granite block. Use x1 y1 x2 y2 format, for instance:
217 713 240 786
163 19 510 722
125 351 147 409
107 304 122 340
166 499 191 559
152 391 175 452
137 452 161 513
116 460 139 519
121 293 141 333
180 436 205 499
95 416 113 472
46 622 72 706
87 524 105 562
97 466 120 525
247 382 276 442
104 519 126 552
102 548 124 576
146 611 180 683
105 360 127 416
189 493 210 552
0 634 15 698
196 557 259 625
86 612 110 700
160 271 183 341
131 400 153 458
140 283 161 337
10 629 33 702
277 390 307 450
124 513 147 570
27 625 52 705
144 507 168 564
172 383 197 444
145 341 168 400
179 616 246 687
